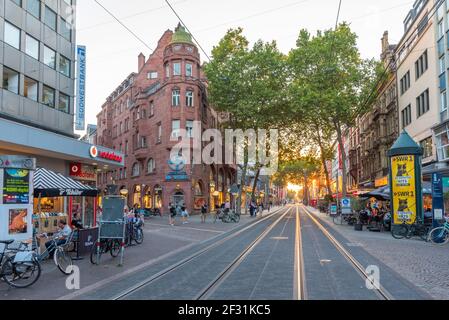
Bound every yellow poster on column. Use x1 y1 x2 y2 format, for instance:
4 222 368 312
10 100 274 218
391 155 416 225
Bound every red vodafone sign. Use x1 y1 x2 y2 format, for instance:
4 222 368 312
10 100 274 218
89 146 123 163
70 163 96 181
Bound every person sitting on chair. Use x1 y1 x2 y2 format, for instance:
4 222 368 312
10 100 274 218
41 220 72 257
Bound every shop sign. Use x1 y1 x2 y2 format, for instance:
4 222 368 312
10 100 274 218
89 146 123 163
341 198 351 214
0 156 36 170
60 189 84 196
391 155 417 225
70 163 97 182
76 45 86 131
375 176 389 188
3 169 30 205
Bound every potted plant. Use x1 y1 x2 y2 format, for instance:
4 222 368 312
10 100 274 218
352 198 367 231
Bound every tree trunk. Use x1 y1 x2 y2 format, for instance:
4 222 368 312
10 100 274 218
335 122 348 198
251 168 261 203
236 160 248 215
314 123 332 197
303 174 309 205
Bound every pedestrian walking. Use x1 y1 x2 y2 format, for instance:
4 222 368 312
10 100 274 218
169 203 176 226
181 206 189 224
201 203 208 223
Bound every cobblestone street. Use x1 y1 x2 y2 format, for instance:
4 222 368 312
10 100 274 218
307 207 449 300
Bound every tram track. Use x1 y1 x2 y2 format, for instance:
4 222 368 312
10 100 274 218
300 205 393 300
112 206 291 300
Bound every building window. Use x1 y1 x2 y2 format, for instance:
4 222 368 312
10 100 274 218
132 163 141 177
165 64 170 78
11 0 21 7
2 67 20 94
416 89 430 118
147 71 158 79
172 89 181 106
415 50 428 80
44 46 56 69
58 93 70 113
24 77 38 101
441 91 447 112
59 55 71 77
60 18 71 41
157 124 162 143
401 105 412 129
171 120 181 139
44 6 57 31
4 21 21 50
186 120 194 138
27 0 41 19
186 90 194 107
400 71 410 95
420 137 433 159
147 159 155 174
186 63 193 77
173 62 181 76
150 102 155 117
42 86 55 108
25 34 39 60
140 136 147 149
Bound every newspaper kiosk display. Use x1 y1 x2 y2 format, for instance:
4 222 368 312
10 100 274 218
94 196 126 266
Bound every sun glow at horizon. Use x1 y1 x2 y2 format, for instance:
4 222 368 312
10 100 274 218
287 183 302 192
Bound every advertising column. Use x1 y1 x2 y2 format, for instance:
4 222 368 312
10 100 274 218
0 156 36 242
387 131 424 226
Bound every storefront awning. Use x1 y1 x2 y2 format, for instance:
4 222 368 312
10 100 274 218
34 168 99 197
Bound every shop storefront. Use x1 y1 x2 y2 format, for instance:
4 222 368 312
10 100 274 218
33 168 99 232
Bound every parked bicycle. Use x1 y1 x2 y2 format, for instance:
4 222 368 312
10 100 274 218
35 234 74 275
0 240 41 289
428 218 449 246
391 217 429 241
90 239 122 265
214 208 240 223
125 218 144 246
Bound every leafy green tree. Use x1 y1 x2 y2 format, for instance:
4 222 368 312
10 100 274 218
204 28 288 213
288 24 381 197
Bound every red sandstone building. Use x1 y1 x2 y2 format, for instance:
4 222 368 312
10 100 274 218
95 25 236 213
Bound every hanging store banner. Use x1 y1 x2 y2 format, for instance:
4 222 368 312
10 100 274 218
76 45 86 131
391 155 417 225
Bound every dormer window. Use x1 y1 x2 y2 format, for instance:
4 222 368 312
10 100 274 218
174 45 182 51
186 46 193 53
148 71 158 79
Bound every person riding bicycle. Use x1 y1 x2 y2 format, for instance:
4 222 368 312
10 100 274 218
40 220 72 257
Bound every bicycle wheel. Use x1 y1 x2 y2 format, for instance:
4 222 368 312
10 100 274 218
391 225 408 240
134 228 144 245
233 214 241 223
2 257 41 289
428 227 449 246
90 242 104 265
109 240 121 258
417 225 430 242
54 248 73 275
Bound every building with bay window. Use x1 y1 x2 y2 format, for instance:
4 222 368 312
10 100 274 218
96 24 236 213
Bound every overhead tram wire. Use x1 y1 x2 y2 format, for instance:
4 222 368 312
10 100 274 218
93 0 164 60
165 0 211 62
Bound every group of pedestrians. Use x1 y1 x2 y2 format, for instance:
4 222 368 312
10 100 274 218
249 201 273 217
168 203 190 226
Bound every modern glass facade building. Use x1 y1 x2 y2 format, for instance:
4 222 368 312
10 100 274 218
0 0 76 137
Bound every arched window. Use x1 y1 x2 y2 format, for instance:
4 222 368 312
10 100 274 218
147 158 155 174
132 162 140 177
